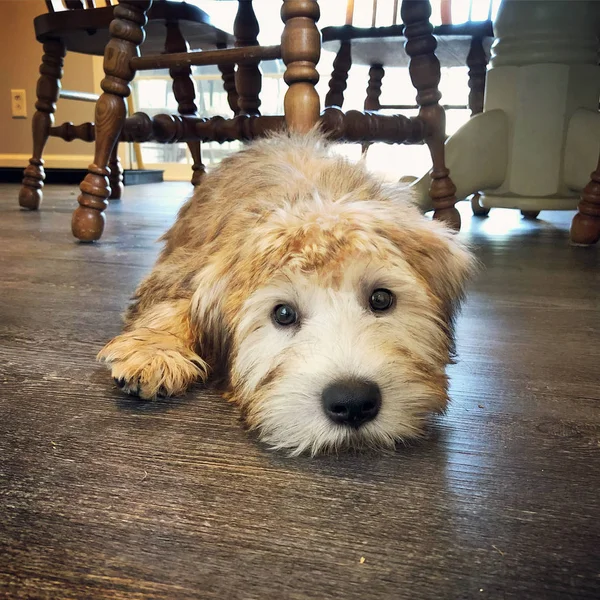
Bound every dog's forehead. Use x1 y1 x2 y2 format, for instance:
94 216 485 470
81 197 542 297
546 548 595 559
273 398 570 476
255 195 397 275
271 233 415 293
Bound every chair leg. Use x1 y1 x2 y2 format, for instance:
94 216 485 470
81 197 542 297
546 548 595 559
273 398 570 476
402 0 460 230
466 37 488 220
362 64 384 154
570 156 600 245
281 0 321 132
108 144 123 200
325 40 352 109
234 0 261 116
71 0 152 242
165 21 205 186
217 45 240 116
467 36 487 117
364 64 384 112
19 40 65 211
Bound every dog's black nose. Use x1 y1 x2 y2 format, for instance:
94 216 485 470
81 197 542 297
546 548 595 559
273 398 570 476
322 379 381 428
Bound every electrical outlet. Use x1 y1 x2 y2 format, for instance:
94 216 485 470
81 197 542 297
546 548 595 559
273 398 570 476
11 89 27 118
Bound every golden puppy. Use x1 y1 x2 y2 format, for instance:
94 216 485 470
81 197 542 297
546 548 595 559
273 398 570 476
99 132 475 455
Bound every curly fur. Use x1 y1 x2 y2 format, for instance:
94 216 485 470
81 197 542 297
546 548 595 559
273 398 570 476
98 131 475 455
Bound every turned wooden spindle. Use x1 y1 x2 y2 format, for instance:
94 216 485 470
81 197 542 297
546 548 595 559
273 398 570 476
281 0 321 133
325 40 351 108
108 144 123 200
321 107 425 144
402 0 460 229
102 109 433 148
234 0 262 116
466 36 487 117
217 42 240 116
362 64 385 154
467 37 490 217
196 114 286 143
165 21 205 185
117 109 429 147
19 40 66 211
50 121 95 142
122 111 154 143
570 154 600 245
152 113 197 144
72 0 152 242
133 112 284 145
364 64 384 112
219 62 240 115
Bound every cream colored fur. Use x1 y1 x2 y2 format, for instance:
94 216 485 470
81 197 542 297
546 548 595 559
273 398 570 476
98 132 475 455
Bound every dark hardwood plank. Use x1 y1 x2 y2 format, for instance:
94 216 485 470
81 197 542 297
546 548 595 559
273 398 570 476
0 183 599 599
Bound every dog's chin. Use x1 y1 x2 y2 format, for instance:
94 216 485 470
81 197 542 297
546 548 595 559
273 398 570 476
248 403 425 457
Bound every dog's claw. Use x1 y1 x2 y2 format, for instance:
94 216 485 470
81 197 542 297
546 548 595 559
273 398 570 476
127 385 141 398
113 377 141 397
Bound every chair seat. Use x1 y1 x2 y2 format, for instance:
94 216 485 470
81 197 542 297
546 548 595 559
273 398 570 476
322 22 493 68
34 2 234 57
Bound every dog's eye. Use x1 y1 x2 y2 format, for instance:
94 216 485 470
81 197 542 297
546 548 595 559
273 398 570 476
369 288 394 312
273 304 298 326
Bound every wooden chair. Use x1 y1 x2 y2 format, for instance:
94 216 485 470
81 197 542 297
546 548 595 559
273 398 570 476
323 1 493 113
18 0 233 212
322 1 493 209
63 0 460 241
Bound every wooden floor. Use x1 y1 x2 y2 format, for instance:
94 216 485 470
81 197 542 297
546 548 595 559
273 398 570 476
1 182 599 600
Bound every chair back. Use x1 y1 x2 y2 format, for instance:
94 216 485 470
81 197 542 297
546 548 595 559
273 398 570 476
345 0 495 27
44 0 113 12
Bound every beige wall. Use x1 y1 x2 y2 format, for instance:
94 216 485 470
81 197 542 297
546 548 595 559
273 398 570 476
0 0 98 166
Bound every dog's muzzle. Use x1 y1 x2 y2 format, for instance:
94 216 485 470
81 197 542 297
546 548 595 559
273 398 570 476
321 379 381 428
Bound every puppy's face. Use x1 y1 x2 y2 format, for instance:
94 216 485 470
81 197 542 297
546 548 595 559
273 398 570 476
194 195 474 455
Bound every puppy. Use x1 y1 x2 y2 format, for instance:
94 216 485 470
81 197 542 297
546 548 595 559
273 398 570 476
99 132 475 455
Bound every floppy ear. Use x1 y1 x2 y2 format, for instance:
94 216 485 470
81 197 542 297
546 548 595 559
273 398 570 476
409 221 475 319
381 215 476 324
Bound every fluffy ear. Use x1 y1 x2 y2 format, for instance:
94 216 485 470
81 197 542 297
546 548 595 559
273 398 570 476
412 221 475 317
382 216 477 323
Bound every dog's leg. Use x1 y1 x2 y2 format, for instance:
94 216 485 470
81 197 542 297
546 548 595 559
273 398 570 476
98 299 208 399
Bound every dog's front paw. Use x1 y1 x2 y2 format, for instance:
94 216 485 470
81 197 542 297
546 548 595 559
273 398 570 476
97 329 208 399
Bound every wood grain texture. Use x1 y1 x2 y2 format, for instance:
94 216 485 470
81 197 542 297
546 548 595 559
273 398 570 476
131 44 282 72
1 182 599 599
